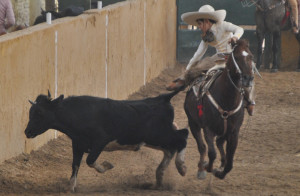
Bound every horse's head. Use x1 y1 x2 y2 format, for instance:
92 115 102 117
227 39 255 88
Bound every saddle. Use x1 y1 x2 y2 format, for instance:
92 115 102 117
188 69 223 119
189 69 224 100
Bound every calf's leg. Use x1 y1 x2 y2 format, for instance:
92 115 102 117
175 148 187 176
156 150 174 187
70 142 84 192
87 140 114 173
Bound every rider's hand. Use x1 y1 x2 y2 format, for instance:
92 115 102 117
229 36 238 44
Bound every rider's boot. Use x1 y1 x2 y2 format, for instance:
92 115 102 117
246 101 255 116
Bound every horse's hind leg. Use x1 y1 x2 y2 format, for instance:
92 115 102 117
203 128 216 173
188 120 207 179
216 135 226 169
264 33 273 69
213 129 239 180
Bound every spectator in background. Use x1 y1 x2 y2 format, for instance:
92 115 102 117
287 0 299 33
0 0 15 36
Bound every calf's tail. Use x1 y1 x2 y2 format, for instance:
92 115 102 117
160 90 181 103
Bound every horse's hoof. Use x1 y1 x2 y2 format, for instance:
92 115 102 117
212 169 225 179
197 170 207 180
155 182 163 189
270 69 278 73
202 161 209 171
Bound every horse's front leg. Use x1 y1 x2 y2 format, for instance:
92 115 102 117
203 128 216 173
189 120 207 179
216 135 226 169
271 31 281 72
295 32 300 71
213 129 239 179
256 29 265 70
263 33 273 69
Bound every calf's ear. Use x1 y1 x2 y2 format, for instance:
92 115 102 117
52 94 64 105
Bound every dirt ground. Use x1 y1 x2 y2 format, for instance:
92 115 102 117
0 64 299 196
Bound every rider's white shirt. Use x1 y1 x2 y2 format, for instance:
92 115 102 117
186 21 244 70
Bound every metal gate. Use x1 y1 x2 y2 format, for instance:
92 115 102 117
176 0 256 63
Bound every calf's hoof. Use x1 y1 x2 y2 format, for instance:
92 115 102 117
101 161 114 170
197 170 207 180
176 164 187 176
69 179 76 192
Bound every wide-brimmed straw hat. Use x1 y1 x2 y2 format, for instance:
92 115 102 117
181 5 226 26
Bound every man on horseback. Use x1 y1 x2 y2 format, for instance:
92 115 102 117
166 5 255 115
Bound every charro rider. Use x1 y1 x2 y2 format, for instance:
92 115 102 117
166 5 255 115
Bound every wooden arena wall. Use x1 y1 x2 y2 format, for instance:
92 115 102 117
0 0 177 163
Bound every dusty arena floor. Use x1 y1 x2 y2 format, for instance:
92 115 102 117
0 64 299 196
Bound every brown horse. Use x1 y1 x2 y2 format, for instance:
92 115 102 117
184 39 255 180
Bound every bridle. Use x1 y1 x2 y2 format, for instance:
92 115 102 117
228 47 245 94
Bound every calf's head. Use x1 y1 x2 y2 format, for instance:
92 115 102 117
25 92 64 138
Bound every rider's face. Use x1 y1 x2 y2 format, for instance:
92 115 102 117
197 19 211 32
